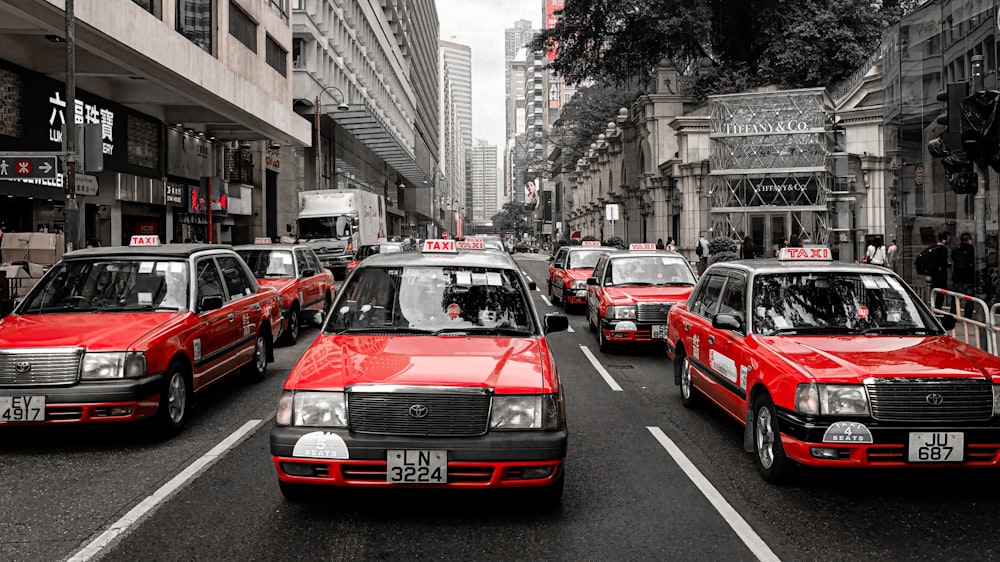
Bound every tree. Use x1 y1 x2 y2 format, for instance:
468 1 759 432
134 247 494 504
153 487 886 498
491 202 530 236
551 82 645 169
532 0 917 95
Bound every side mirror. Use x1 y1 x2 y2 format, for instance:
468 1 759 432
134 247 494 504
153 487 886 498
937 313 957 331
198 295 225 313
544 313 569 334
713 313 742 331
586 277 598 286
286 223 293 233
301 269 316 278
525 278 537 291
547 255 555 262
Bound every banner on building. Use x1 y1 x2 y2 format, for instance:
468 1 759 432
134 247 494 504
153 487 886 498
524 177 539 211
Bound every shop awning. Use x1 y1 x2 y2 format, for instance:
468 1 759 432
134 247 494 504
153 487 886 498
330 107 430 187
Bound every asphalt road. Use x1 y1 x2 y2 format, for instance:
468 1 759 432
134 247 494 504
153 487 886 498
4 253 1000 561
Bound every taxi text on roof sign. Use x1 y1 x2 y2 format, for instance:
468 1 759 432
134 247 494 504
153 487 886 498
778 247 832 261
629 243 657 251
422 239 457 253
254 237 272 244
130 235 161 246
581 241 601 246
456 238 485 250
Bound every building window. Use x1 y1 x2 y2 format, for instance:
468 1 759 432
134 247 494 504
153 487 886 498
132 0 162 17
292 0 305 9
229 2 257 54
269 0 288 22
266 36 287 76
176 0 213 54
292 38 305 68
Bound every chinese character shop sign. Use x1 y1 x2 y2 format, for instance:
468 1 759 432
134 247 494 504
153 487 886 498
47 90 115 156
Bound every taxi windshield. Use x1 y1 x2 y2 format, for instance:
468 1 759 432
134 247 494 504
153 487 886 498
327 266 535 335
608 256 696 286
238 249 295 278
752 272 938 336
567 249 609 269
19 259 189 313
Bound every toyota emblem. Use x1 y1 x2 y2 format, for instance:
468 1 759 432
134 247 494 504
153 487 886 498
926 393 944 406
13 361 31 373
408 404 428 418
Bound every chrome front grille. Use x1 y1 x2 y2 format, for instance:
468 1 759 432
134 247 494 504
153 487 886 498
866 378 994 422
636 302 673 323
0 348 84 386
347 388 491 437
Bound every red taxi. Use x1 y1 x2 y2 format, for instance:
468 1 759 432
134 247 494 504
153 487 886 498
344 240 415 273
665 246 1000 482
0 236 282 436
586 244 697 352
236 240 335 345
270 238 570 503
547 241 620 311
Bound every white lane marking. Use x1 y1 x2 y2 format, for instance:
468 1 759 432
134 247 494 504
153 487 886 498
579 345 623 391
540 295 553 307
67 419 267 562
646 426 781 562
567 324 575 333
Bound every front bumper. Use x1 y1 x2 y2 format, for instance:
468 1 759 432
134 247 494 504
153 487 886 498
317 254 352 276
599 319 668 344
776 411 1000 467
271 426 567 488
0 373 165 425
565 289 588 305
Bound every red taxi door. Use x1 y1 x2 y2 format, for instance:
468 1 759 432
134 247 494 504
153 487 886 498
193 257 235 389
295 248 322 311
548 248 566 299
703 271 749 417
586 255 612 328
217 255 263 373
681 274 728 401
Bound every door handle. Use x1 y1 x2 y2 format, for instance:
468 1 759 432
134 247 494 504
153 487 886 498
255 303 261 311
708 335 715 344
684 323 691 331
227 313 235 322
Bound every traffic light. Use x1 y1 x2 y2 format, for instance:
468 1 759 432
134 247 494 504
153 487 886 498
936 82 969 149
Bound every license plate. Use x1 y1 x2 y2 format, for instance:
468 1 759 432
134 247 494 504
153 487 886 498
0 395 45 423
651 325 667 339
386 450 447 483
908 432 964 462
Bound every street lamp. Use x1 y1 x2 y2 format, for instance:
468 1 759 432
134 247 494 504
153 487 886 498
315 85 350 190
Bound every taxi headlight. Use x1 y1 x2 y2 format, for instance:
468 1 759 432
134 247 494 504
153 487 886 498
275 391 293 426
993 385 1000 416
292 391 348 427
491 394 563 430
607 305 636 320
795 383 869 416
569 279 587 290
81 352 146 380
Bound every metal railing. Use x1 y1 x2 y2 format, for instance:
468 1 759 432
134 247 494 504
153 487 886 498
930 288 995 355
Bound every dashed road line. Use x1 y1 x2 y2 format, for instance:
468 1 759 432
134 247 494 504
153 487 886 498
646 426 781 562
540 295 552 307
579 345 623 391
67 418 267 562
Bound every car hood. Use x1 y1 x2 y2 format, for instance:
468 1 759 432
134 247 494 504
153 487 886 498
286 335 546 393
563 268 594 281
755 336 998 382
0 312 183 351
604 286 694 304
257 278 297 293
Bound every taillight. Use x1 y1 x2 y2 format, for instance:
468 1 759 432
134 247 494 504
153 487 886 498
346 242 353 252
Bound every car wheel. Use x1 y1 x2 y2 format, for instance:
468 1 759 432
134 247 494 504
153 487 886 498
280 306 300 345
242 330 268 383
752 393 794 484
588 311 597 332
677 353 703 408
597 321 613 353
549 282 560 305
537 468 565 508
278 480 314 503
155 362 190 437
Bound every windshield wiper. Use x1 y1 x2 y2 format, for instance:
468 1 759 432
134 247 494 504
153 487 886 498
617 282 656 286
856 326 935 335
655 281 695 286
766 326 859 336
430 326 531 336
118 305 183 312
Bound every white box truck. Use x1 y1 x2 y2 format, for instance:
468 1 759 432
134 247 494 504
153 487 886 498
296 189 387 278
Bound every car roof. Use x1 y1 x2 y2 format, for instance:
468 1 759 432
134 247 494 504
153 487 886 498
63 243 233 260
705 258 894 276
608 250 685 259
233 244 311 252
359 249 519 270
566 246 620 252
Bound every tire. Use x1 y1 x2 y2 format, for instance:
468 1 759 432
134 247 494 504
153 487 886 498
241 330 268 383
588 311 597 333
751 393 794 484
537 468 565 508
549 282 560 305
279 306 300 345
278 480 313 503
677 353 704 408
597 321 613 353
154 362 190 437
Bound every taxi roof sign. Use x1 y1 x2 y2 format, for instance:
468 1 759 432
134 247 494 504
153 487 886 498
130 235 161 247
254 237 272 244
422 239 457 253
456 238 485 250
629 243 657 251
581 241 601 246
778 247 832 261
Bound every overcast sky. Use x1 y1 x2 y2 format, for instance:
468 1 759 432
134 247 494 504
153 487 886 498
436 0 542 151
